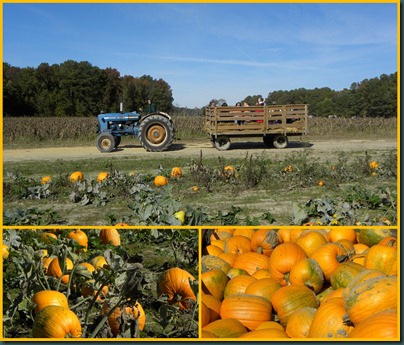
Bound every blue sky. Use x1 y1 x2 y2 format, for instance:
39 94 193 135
3 3 398 108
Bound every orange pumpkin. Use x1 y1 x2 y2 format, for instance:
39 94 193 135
99 228 121 246
343 269 386 298
327 228 357 244
378 236 397 247
209 231 232 242
343 275 397 325
255 321 285 331
170 167 182 178
69 171 84 183
220 294 272 331
286 307 317 338
310 242 349 281
289 258 324 294
202 318 247 338
67 230 88 252
309 297 354 338
217 252 237 267
154 175 168 186
32 305 82 338
277 228 291 243
97 172 109 183
201 268 228 301
268 242 307 286
271 285 319 327
41 175 52 185
102 300 146 336
42 232 58 243
226 267 249 279
295 230 328 257
78 262 96 274
250 229 279 257
358 229 393 247
47 257 73 284
81 280 108 301
233 228 255 239
32 290 69 315
239 328 289 338
244 277 282 304
90 256 109 271
157 267 196 310
201 330 219 338
202 294 222 323
202 255 231 274
201 302 210 327
232 252 271 276
222 165 235 177
330 261 364 290
223 275 256 298
224 235 251 255
251 269 271 280
364 242 397 275
348 309 397 339
203 244 223 257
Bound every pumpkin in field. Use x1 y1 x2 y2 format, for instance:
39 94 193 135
47 257 74 284
67 230 88 252
170 167 182 178
99 228 121 246
157 267 196 310
41 175 52 185
32 290 69 314
271 285 319 327
69 171 83 183
81 280 108 301
202 318 247 338
154 175 168 186
343 275 397 325
102 300 146 336
41 232 58 243
369 161 379 169
2 244 9 259
32 305 82 338
309 297 354 338
364 241 397 275
223 165 235 177
97 172 109 183
348 309 397 339
77 262 96 275
268 242 307 286
90 256 109 271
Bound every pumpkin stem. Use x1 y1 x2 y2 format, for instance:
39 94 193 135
342 313 354 327
336 254 350 263
257 247 263 255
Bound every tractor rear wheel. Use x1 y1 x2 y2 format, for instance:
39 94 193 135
138 114 175 152
96 133 116 153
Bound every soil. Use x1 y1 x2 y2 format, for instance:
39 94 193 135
3 138 397 163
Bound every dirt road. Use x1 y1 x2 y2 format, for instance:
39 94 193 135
3 138 397 163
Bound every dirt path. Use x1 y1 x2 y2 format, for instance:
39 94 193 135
3 138 396 163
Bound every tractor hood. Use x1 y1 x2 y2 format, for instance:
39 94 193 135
97 111 140 123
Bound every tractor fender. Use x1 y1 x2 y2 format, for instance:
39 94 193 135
140 111 173 123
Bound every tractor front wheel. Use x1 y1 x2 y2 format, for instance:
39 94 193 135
96 132 116 153
138 115 175 152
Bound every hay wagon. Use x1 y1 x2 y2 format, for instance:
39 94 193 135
205 104 308 150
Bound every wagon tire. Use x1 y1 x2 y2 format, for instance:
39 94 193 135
96 133 116 153
214 136 231 151
273 134 288 149
263 135 274 147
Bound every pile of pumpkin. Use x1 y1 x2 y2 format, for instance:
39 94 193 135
201 228 397 339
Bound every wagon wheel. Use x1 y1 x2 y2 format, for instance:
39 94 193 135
214 136 231 151
96 132 116 153
263 135 274 147
273 135 288 149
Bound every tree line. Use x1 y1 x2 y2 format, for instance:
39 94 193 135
3 60 397 118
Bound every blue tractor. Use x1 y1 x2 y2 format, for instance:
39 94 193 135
96 110 175 152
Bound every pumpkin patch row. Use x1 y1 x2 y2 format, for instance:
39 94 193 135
201 228 398 339
3 228 198 339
